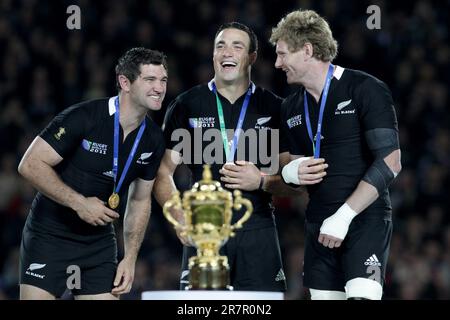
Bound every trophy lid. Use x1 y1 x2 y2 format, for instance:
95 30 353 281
192 164 225 193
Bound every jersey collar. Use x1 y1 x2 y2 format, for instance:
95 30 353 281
108 96 118 116
207 79 256 94
333 65 345 80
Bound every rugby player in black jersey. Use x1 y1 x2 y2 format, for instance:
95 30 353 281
18 48 167 299
154 22 294 291
271 10 402 299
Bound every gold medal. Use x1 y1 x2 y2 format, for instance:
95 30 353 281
108 193 120 209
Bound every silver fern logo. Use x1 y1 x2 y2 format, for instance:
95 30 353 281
255 116 272 129
28 263 46 271
26 263 46 279
335 99 355 115
137 152 153 164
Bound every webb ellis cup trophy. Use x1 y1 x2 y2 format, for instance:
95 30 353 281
163 165 253 290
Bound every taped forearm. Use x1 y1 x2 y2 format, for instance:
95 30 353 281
281 157 309 185
362 128 400 195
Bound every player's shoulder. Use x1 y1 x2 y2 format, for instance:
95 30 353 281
343 68 390 91
254 85 283 104
174 84 210 105
281 88 303 110
66 97 110 117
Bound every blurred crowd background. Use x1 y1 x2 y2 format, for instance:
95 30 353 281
0 0 449 300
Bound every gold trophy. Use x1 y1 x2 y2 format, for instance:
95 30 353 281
163 165 253 290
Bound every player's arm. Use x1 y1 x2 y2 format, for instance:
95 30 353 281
259 151 304 195
319 141 401 248
319 78 402 248
153 149 183 221
279 152 328 187
112 177 154 295
220 152 327 194
18 137 119 225
346 131 402 213
153 149 192 246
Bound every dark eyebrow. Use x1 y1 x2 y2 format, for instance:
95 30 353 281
215 40 247 48
232 41 245 47
142 75 168 80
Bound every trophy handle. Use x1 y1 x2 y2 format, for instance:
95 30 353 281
230 190 253 230
162 191 185 230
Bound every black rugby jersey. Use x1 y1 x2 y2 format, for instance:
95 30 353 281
28 97 165 238
163 81 287 228
281 67 398 223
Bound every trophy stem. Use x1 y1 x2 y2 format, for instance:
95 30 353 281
187 255 232 290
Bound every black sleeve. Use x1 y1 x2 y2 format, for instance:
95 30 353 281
141 132 166 181
39 105 88 158
358 77 398 132
273 95 289 154
279 118 289 154
280 99 300 155
162 97 187 150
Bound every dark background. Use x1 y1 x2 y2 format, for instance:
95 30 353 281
0 0 448 299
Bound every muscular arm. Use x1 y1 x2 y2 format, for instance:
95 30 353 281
346 149 402 213
18 136 85 212
18 137 119 226
111 178 155 295
319 148 401 248
122 178 154 261
262 152 306 195
153 149 183 221
220 151 325 195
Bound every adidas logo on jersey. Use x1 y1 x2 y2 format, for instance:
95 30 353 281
364 254 381 267
275 268 286 282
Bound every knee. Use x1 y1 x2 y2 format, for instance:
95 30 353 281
309 288 346 300
345 278 383 300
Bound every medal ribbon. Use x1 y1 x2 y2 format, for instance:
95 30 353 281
304 64 334 158
212 82 252 162
113 97 146 194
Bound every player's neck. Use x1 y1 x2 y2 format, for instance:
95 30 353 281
214 76 251 104
118 93 147 137
304 62 333 104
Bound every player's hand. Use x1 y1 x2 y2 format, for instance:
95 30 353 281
112 257 135 295
76 197 120 226
219 161 261 191
176 227 194 247
170 207 194 247
282 157 328 185
319 203 357 249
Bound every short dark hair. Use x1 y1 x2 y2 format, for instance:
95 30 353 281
115 47 168 91
215 22 258 53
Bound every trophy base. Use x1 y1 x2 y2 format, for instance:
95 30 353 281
186 285 234 291
187 256 232 290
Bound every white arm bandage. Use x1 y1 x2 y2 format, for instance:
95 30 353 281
320 203 358 240
281 157 309 185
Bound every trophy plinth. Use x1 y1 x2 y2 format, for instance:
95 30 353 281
163 165 253 290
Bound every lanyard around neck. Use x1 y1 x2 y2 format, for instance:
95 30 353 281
113 97 146 194
304 64 334 158
212 83 252 162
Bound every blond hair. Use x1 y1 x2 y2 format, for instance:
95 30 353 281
270 9 338 62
